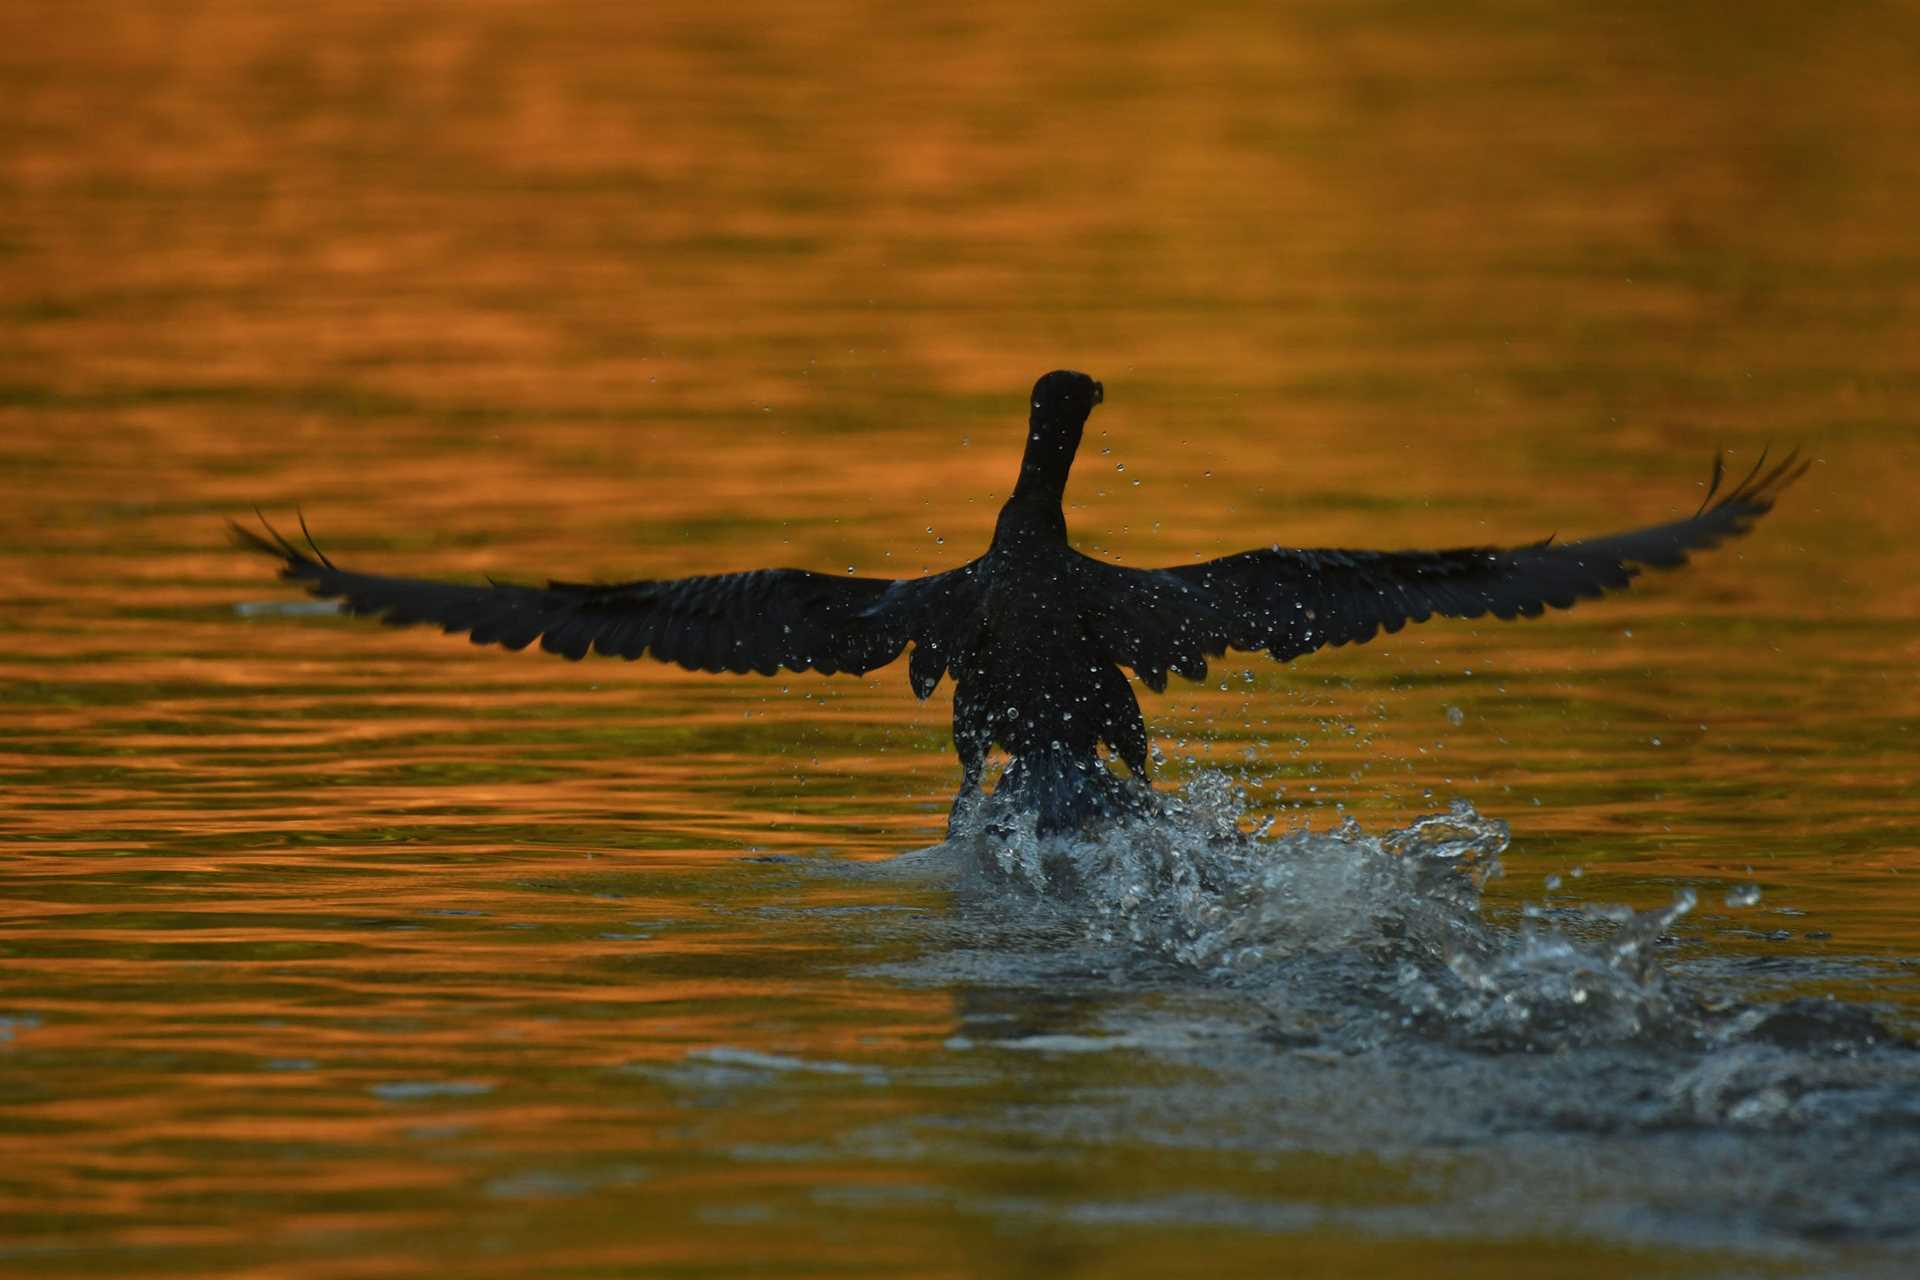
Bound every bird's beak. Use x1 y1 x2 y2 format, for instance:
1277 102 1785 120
1091 381 1104 406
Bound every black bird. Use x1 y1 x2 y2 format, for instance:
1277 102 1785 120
236 370 1805 835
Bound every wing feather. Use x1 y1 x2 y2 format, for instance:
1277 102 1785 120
1076 451 1805 680
233 519 987 693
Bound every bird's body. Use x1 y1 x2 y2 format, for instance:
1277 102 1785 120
237 371 1804 836
956 488 1157 831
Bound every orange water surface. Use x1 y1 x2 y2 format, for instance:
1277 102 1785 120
2 3 1917 1277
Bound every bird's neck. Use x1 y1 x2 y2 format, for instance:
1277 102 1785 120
1010 415 1080 505
994 485 1068 548
998 415 1079 548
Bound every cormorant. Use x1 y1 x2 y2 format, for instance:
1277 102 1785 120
235 370 1805 835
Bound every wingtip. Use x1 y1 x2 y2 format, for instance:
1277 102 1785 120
294 507 338 570
1739 443 1809 504
230 510 287 557
1703 444 1809 516
1695 451 1727 517
230 509 333 578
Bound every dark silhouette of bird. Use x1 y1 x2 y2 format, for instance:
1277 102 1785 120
235 370 1805 835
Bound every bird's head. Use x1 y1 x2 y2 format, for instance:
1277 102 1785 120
1019 369 1102 495
1030 369 1103 425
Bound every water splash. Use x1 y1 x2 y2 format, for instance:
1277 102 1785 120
919 772 1894 1057
1432 890 1700 1050
846 772 1920 1253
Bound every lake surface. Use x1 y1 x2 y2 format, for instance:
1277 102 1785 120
2 3 1918 1276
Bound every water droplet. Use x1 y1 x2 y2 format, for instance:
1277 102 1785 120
1724 884 1763 908
1115 463 1126 472
1445 705 1465 727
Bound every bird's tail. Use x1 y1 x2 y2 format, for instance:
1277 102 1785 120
993 748 1155 837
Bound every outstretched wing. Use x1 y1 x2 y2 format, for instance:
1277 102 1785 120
1079 451 1807 691
233 519 986 694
